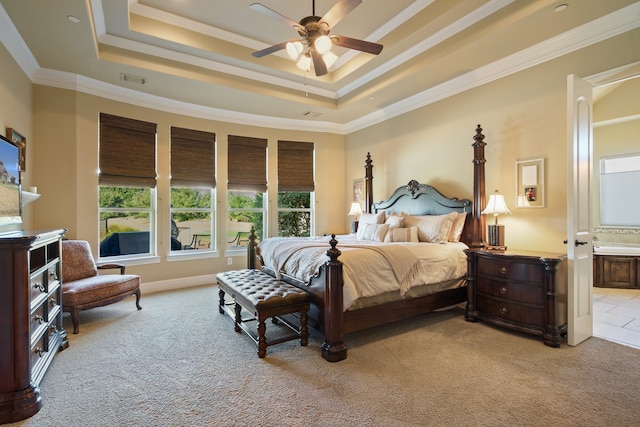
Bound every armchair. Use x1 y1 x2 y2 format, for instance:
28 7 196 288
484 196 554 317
61 240 142 333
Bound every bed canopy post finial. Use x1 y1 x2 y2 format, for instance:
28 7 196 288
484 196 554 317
247 226 258 269
322 235 347 362
364 152 373 214
471 124 487 248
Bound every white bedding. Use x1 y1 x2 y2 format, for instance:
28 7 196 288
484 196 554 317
258 235 468 310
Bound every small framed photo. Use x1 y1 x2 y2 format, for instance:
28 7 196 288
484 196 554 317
516 158 545 208
6 128 26 171
353 179 363 202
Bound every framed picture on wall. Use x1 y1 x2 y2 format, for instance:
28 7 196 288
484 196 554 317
515 158 545 208
353 179 363 202
6 128 26 172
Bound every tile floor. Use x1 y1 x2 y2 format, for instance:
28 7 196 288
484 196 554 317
593 286 640 349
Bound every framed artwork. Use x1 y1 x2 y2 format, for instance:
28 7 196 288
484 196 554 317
515 158 545 208
352 179 363 202
6 128 26 171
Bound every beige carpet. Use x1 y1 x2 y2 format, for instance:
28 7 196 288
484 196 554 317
10 285 640 427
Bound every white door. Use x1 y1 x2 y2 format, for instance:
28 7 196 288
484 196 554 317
566 74 593 346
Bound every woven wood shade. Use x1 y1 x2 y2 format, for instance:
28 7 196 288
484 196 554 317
99 113 157 187
227 135 267 193
278 140 315 192
171 127 216 188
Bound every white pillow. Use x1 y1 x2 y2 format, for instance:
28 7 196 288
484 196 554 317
359 223 389 242
356 211 385 240
402 212 457 243
385 213 404 229
448 212 467 242
387 226 419 242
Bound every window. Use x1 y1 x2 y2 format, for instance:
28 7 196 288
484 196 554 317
170 127 216 252
278 140 314 237
600 153 640 227
98 113 157 258
227 135 267 247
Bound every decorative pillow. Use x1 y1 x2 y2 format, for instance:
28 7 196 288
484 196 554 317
359 223 389 242
387 226 419 242
448 212 467 242
356 211 386 240
401 212 457 243
384 213 404 229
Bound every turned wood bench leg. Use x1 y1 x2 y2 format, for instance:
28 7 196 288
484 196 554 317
257 318 267 358
300 311 309 347
234 303 242 333
218 289 225 314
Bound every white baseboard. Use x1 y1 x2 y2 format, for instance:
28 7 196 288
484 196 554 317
140 274 217 294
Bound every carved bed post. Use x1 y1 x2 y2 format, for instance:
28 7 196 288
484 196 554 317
321 235 347 362
364 152 373 213
470 125 487 248
247 226 258 269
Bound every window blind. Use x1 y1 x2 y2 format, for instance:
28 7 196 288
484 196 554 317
171 127 216 188
278 140 315 192
99 113 157 187
227 135 267 193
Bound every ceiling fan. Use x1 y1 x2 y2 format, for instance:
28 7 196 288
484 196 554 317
250 0 383 76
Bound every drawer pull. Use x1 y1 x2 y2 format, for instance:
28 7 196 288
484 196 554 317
499 286 508 295
499 307 508 315
50 325 59 333
34 347 45 357
499 266 508 275
34 314 44 324
50 297 57 307
49 270 58 280
33 282 46 293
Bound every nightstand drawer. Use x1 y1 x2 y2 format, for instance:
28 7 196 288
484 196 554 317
477 257 544 283
476 277 544 305
476 295 544 327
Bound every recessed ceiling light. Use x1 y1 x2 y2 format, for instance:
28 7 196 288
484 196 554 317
554 4 568 13
67 15 80 23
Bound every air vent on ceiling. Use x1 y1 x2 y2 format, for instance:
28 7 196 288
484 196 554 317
302 111 321 118
120 73 147 85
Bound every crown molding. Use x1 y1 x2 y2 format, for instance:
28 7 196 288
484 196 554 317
345 2 640 133
32 68 346 134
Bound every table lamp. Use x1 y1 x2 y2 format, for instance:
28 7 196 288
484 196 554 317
348 202 362 234
481 190 512 250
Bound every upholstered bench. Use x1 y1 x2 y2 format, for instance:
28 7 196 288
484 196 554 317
216 269 310 358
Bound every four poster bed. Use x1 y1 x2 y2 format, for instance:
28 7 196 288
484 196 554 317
247 125 488 362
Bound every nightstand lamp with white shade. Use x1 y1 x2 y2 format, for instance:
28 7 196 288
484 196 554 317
348 202 362 234
481 190 512 250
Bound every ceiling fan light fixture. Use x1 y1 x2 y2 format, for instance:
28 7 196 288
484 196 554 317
296 54 312 72
286 41 304 60
314 35 332 55
322 51 338 68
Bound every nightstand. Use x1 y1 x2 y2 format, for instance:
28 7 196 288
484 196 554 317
464 249 568 347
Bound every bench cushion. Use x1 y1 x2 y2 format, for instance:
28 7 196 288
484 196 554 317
217 269 308 309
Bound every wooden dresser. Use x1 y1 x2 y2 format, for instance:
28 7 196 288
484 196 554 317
465 249 568 347
0 229 69 424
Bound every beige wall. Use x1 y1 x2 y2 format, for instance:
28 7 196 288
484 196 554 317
593 76 640 244
346 29 640 254
0 42 33 231
28 87 346 286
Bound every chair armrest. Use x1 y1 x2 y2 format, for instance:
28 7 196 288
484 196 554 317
97 263 126 274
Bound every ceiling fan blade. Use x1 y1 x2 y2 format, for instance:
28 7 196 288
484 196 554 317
310 49 328 76
249 3 304 31
320 0 362 28
331 35 383 55
252 41 289 58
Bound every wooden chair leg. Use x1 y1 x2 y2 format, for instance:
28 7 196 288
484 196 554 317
71 309 80 334
134 289 142 310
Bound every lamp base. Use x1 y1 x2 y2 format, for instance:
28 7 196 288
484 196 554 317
350 220 359 234
487 224 506 250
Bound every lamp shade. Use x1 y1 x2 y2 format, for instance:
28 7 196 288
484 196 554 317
348 202 362 217
286 41 303 60
481 190 512 216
